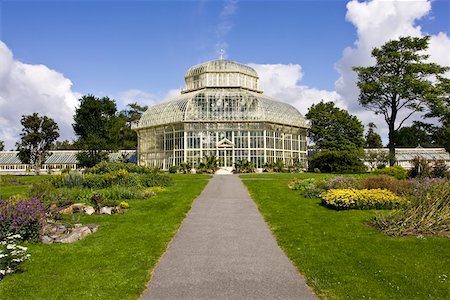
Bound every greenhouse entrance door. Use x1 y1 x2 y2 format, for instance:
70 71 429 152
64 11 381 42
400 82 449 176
218 149 233 167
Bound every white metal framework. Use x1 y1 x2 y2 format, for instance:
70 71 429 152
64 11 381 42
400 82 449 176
134 59 309 170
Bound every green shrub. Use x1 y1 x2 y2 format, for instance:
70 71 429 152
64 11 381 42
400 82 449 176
321 188 405 210
100 186 138 200
371 182 450 237
408 157 432 179
431 160 449 178
372 165 408 180
178 162 192 174
168 165 178 174
29 180 55 198
303 186 326 198
288 178 315 191
139 173 172 187
85 162 159 174
309 150 367 173
119 201 129 209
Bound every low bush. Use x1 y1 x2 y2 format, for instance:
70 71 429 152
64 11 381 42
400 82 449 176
372 165 408 180
288 178 315 191
325 176 359 190
303 186 326 199
99 186 139 200
84 162 160 174
371 182 450 237
309 150 367 173
0 198 46 241
320 188 405 210
29 180 55 198
168 165 178 174
0 234 30 280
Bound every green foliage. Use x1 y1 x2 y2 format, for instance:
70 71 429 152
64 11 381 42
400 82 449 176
364 122 383 148
168 165 178 174
15 113 60 175
306 101 364 150
85 162 159 174
0 140 4 151
197 155 220 174
393 122 434 147
75 150 109 168
118 103 148 149
234 159 255 173
372 181 450 237
29 180 56 198
73 95 124 167
309 150 367 173
372 165 408 180
287 178 315 191
353 36 450 165
178 162 192 174
408 157 433 179
364 149 389 171
0 234 30 281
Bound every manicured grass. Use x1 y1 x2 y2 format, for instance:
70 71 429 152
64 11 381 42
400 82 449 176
242 174 449 300
0 175 47 199
0 174 209 300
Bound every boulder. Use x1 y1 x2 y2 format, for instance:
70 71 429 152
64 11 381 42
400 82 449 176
99 206 113 215
84 206 95 215
57 231 82 243
41 235 53 244
60 206 73 215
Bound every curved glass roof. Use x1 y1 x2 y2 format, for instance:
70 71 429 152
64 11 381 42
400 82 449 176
137 89 309 128
137 59 308 129
186 60 258 78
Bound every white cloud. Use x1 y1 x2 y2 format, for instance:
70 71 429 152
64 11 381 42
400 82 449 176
0 41 81 150
336 0 450 143
215 0 238 58
249 63 343 116
117 89 159 108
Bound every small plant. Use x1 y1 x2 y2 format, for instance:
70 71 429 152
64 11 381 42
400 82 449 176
0 198 46 241
325 176 359 190
303 186 326 199
168 165 179 174
372 165 408 180
0 234 30 280
119 201 129 209
90 192 105 209
178 162 192 174
234 159 255 173
288 178 315 191
320 188 405 210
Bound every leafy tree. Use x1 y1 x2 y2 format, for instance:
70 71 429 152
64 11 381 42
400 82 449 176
0 140 4 151
365 122 383 148
16 113 59 175
353 36 449 165
118 102 148 149
393 122 433 148
73 95 123 167
51 140 76 150
425 77 450 151
305 101 364 151
309 150 367 173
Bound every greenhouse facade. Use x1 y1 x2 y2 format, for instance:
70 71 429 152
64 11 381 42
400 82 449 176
133 59 310 171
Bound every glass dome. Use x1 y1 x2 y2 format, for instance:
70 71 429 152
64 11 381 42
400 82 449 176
134 59 309 171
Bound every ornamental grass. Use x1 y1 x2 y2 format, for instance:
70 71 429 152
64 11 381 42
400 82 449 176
320 188 405 210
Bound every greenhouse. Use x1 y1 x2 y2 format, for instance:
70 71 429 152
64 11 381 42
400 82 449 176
133 59 310 172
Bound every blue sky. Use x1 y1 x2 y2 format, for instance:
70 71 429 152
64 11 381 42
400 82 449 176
0 0 449 149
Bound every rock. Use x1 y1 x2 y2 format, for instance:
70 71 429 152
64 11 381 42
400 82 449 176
77 226 92 239
83 206 95 215
57 231 81 243
99 206 113 215
60 205 73 215
72 203 85 214
87 224 99 233
74 223 82 228
41 235 53 244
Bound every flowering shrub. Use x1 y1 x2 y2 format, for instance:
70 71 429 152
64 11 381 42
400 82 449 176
0 198 46 241
325 176 359 190
287 178 315 191
320 188 405 210
119 201 129 209
0 234 30 280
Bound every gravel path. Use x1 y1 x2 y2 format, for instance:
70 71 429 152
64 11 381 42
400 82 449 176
141 174 317 300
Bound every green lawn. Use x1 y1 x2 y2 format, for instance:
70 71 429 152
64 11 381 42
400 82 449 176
0 175 47 199
0 174 209 300
242 173 450 300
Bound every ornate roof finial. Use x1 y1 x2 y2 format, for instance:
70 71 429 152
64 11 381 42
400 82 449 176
219 49 225 60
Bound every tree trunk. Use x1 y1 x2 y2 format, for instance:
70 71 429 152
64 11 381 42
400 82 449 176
388 126 396 167
34 156 41 176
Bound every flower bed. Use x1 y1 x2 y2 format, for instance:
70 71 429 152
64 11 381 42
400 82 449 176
320 188 405 210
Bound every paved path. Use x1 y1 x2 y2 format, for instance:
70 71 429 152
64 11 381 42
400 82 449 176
141 175 317 300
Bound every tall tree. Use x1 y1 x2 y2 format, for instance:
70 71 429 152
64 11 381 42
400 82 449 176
118 102 148 149
16 113 59 175
393 122 434 148
305 101 364 151
353 36 449 165
73 95 124 167
365 122 383 148
425 77 450 151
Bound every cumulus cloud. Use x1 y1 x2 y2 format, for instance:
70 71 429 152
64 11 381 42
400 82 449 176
117 89 159 108
249 63 343 116
336 0 450 142
0 41 81 150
